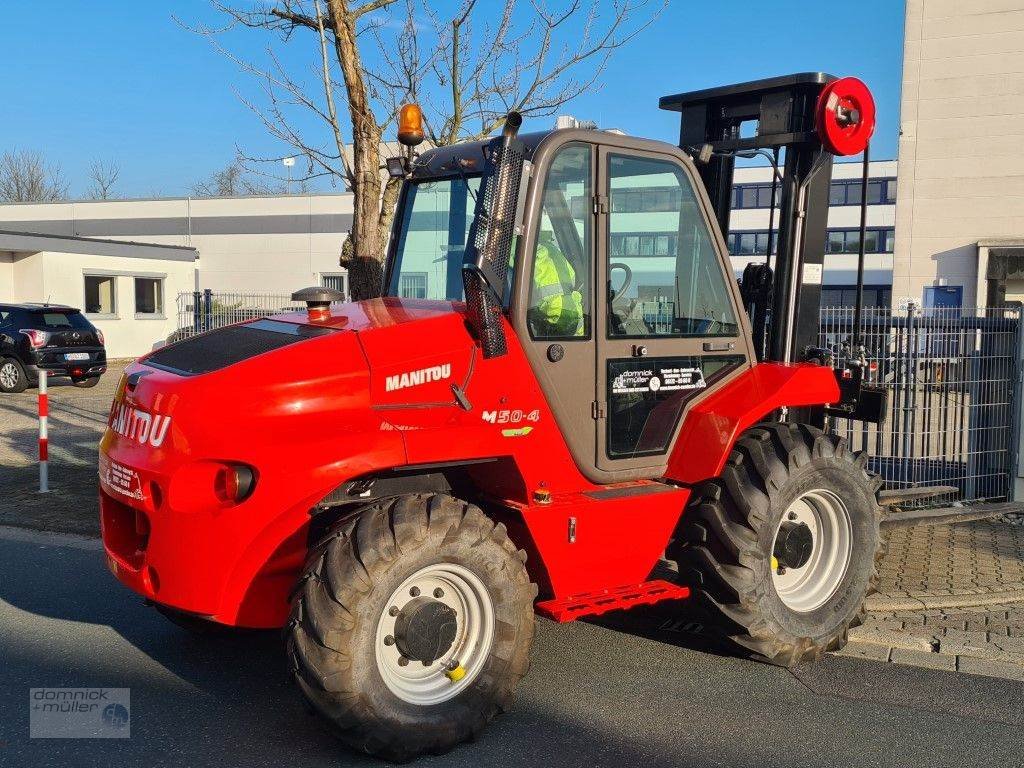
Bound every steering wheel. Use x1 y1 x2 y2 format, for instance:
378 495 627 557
608 262 633 304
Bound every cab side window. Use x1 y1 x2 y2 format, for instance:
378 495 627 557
527 145 592 339
606 154 738 338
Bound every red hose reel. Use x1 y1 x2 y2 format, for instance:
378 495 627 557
815 77 876 156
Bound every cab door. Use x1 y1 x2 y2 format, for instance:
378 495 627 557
513 142 600 477
593 145 750 474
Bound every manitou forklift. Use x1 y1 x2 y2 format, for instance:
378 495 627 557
99 73 884 761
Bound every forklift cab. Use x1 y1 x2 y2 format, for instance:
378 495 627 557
385 129 755 484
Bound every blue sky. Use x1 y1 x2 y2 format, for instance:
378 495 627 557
0 0 905 198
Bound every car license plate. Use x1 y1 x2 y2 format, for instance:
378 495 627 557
65 352 90 361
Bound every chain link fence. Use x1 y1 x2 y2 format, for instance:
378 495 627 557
821 304 1023 506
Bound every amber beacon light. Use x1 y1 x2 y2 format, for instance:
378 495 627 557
397 103 425 147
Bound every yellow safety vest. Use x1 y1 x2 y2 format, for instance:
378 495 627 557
532 235 584 336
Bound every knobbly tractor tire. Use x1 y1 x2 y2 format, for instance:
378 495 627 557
669 422 884 667
287 493 537 762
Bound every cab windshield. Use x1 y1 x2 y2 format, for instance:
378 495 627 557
387 175 482 301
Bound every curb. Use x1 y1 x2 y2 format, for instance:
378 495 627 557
866 587 1024 612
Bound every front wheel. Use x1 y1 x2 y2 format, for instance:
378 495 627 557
669 422 884 667
287 494 536 762
0 358 28 393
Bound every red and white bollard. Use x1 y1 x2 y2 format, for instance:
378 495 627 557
38 369 49 493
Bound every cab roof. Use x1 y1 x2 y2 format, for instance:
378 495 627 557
411 131 554 180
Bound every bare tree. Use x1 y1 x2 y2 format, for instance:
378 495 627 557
195 0 663 298
192 159 298 197
87 159 121 200
0 149 70 202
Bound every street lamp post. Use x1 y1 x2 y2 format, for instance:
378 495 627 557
283 156 296 194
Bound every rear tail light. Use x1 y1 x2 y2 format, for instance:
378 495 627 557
168 461 257 512
96 329 105 346
214 464 256 504
20 329 50 349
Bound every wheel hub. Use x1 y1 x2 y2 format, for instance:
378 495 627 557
374 563 496 706
773 521 813 570
771 489 854 613
0 363 16 388
393 597 458 664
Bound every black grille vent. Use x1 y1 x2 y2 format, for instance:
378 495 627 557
462 128 525 359
147 320 332 375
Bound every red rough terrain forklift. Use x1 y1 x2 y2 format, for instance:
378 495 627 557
99 73 887 760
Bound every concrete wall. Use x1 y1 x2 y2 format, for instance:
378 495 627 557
894 0 1024 307
0 193 353 295
3 250 196 358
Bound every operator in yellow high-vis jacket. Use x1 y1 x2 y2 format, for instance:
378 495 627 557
529 231 585 337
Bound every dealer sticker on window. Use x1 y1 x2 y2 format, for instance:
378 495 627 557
611 366 706 394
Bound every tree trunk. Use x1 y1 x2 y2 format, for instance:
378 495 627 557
329 0 385 300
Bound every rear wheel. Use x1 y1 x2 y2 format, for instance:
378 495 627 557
287 494 536 762
669 422 884 666
0 358 28 393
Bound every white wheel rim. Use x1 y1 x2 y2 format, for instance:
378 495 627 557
771 489 853 613
374 563 495 706
0 362 17 388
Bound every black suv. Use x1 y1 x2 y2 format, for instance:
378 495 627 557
0 304 107 393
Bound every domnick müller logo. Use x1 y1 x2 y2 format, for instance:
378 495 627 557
29 688 131 739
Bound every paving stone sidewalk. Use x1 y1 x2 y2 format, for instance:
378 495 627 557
838 518 1024 680
0 363 128 535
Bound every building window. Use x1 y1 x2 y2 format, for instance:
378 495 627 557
398 273 428 299
731 183 777 209
727 227 894 257
610 232 678 258
134 277 164 316
320 272 349 299
726 231 775 256
85 275 117 315
824 227 895 255
608 185 682 213
827 177 897 206
821 285 892 309
733 177 896 209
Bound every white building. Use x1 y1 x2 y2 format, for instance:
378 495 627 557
0 192 354 296
728 159 898 308
895 0 1024 309
0 230 197 358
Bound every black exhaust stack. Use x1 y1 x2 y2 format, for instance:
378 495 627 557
462 111 526 359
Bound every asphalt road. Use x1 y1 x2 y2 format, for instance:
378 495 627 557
2 526 1023 768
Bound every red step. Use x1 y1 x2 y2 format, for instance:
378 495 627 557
535 580 690 623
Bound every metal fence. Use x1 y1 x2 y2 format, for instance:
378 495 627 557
174 290 300 341
173 292 1022 507
821 305 1023 506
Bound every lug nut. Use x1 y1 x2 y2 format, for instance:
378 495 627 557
389 606 400 617
409 586 421 597
788 511 798 521
384 635 395 646
433 588 445 599
398 656 409 667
